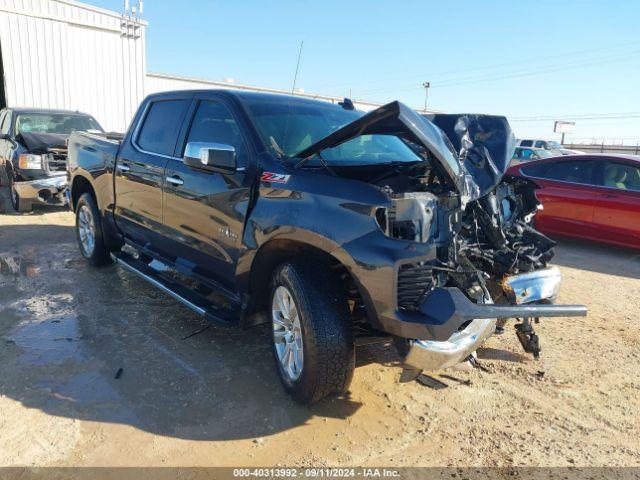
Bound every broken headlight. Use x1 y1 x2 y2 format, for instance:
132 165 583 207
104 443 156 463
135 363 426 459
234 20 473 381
376 192 438 242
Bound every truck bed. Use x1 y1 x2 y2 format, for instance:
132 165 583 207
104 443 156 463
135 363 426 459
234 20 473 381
67 131 121 174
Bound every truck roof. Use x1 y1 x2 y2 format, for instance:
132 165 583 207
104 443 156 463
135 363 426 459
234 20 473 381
145 89 343 108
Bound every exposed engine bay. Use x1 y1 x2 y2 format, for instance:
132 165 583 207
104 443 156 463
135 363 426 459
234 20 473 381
292 101 585 375
336 159 556 306
366 163 559 369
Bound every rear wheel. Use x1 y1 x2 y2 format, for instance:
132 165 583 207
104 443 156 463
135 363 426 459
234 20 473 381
270 262 354 405
75 193 112 266
9 176 32 212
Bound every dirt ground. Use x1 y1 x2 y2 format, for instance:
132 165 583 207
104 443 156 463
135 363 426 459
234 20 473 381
0 177 639 469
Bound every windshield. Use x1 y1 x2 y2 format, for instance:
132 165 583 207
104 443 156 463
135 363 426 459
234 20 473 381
242 96 422 166
15 113 103 135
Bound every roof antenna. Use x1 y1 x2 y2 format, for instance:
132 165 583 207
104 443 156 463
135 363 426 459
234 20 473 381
291 40 304 94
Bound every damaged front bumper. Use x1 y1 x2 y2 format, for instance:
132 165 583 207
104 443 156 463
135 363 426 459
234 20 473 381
13 174 68 206
405 317 497 372
503 266 562 304
401 286 586 372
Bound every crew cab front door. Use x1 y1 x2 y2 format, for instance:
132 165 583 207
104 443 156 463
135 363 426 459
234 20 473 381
161 98 253 292
592 161 640 247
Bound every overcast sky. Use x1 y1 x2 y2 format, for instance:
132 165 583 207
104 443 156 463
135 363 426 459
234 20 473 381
91 0 640 144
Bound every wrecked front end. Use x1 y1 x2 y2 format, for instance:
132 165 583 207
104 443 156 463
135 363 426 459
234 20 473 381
375 173 585 379
295 101 587 377
13 132 70 206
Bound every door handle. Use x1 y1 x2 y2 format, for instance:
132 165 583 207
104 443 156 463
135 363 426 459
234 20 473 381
117 163 131 173
601 193 618 198
165 176 184 187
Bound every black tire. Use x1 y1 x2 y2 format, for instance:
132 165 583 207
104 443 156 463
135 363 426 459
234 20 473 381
9 176 32 212
75 193 112 266
270 262 355 405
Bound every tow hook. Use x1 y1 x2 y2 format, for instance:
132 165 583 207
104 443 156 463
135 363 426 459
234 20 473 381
515 317 541 358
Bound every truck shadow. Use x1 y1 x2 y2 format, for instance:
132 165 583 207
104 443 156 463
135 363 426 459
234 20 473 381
551 237 640 280
0 223 368 442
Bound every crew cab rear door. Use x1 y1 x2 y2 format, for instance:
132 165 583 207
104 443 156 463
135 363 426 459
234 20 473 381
114 97 191 249
161 95 254 292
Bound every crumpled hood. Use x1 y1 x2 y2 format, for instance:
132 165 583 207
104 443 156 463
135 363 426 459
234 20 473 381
295 101 516 204
17 132 68 154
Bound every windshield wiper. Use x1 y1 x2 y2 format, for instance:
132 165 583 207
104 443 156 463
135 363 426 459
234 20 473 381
294 152 337 176
269 136 285 158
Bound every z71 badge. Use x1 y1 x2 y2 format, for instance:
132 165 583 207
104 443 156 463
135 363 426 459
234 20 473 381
261 172 291 184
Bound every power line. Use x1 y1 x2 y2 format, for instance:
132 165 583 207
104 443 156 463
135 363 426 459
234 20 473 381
357 50 640 95
316 39 640 92
510 111 640 120
511 115 640 123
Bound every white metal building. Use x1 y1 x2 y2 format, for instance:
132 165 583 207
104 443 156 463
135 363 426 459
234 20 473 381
0 0 410 133
0 0 146 132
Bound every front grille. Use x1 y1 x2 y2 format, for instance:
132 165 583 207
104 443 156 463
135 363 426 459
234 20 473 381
46 148 68 172
397 262 434 310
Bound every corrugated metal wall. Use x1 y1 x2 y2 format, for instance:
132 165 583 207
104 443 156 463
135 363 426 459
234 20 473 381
0 0 146 132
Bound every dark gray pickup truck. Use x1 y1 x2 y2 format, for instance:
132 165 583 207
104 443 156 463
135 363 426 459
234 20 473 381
67 90 586 404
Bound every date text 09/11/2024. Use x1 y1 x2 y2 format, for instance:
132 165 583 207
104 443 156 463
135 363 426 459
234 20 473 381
232 468 401 478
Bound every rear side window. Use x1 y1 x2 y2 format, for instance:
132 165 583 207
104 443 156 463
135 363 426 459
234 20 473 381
544 160 595 184
598 162 640 192
520 140 533 147
137 100 189 156
534 141 545 148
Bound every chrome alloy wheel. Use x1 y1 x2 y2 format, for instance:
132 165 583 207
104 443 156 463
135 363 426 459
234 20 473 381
272 285 304 381
77 205 96 257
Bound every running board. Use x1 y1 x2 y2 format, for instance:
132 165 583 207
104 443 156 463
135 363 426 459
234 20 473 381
111 252 237 325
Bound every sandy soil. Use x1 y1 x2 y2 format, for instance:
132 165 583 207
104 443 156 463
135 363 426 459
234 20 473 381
0 177 639 468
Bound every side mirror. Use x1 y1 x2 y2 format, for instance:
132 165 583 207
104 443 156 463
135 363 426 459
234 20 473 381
0 133 9 141
184 142 237 173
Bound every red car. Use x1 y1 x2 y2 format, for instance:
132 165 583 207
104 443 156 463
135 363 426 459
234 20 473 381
507 154 640 249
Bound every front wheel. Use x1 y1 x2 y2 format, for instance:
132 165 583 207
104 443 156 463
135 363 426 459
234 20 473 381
75 193 112 266
270 262 355 405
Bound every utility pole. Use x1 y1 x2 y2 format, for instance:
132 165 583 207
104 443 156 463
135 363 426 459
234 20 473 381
422 81 430 112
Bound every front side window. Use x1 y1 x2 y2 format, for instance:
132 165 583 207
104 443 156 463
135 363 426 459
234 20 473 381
15 113 102 135
0 111 8 134
1 111 13 135
184 100 247 165
137 100 190 156
599 162 640 191
534 141 545 148
544 160 595 184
